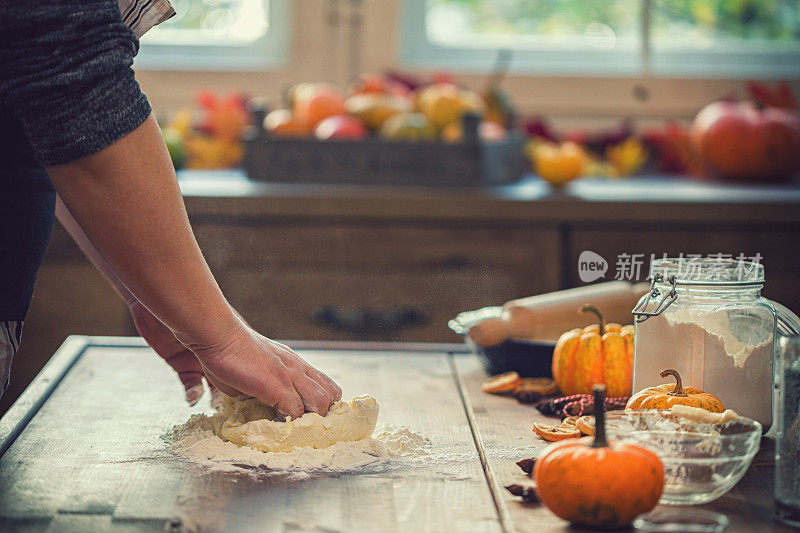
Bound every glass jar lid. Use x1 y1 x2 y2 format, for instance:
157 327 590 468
634 257 765 323
652 257 764 286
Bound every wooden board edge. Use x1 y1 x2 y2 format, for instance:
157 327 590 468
84 336 471 354
448 352 516 533
0 335 91 457
282 340 471 354
81 336 149 347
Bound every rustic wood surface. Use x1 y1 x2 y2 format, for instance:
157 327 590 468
452 354 795 533
0 338 792 532
0 341 498 533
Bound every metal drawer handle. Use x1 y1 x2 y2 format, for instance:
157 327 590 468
313 306 430 337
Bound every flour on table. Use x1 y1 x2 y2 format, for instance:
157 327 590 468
168 394 429 476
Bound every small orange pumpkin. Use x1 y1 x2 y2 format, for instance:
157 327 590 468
551 304 634 398
535 384 664 528
626 369 725 412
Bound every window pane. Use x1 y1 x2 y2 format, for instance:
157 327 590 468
652 0 800 52
142 0 269 45
425 0 641 52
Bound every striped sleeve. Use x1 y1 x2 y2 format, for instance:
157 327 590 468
118 0 175 38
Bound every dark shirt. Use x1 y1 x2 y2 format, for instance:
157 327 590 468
0 0 152 320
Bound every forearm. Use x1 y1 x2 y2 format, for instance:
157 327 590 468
55 195 137 306
47 114 236 347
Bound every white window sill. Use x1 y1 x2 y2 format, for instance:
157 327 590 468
134 50 288 71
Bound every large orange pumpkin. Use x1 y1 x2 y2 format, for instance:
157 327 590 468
535 384 664 528
551 304 634 398
691 100 800 182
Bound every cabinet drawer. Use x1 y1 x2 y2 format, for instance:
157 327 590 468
194 222 560 273
218 267 520 342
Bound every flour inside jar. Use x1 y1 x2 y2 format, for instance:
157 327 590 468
633 305 773 429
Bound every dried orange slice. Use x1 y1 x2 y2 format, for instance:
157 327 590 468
561 416 579 428
576 415 595 436
481 371 522 394
532 423 581 442
515 377 558 396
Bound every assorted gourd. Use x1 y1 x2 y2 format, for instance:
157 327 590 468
482 303 726 416
535 385 664 528
484 303 733 527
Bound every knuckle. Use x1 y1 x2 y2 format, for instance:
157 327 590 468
299 387 327 414
319 389 333 408
315 371 342 401
314 387 334 413
262 387 282 407
287 368 306 384
274 366 294 386
261 376 292 406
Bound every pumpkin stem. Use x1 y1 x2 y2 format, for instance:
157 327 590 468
660 368 687 397
579 304 605 335
591 384 608 448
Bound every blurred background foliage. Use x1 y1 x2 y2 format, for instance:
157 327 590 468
428 0 800 47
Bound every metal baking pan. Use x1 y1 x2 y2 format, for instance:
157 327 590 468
449 307 554 377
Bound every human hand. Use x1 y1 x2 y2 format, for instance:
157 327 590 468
187 322 342 418
129 300 212 405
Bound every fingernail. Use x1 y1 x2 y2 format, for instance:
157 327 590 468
211 388 225 409
185 384 204 406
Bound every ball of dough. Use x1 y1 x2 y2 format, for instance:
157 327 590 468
212 395 379 453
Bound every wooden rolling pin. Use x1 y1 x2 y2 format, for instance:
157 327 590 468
468 281 649 347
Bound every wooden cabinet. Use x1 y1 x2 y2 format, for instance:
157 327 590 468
195 222 561 341
567 224 799 307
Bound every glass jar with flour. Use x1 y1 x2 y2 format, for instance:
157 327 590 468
632 257 800 430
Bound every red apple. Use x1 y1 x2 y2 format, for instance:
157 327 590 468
691 100 800 181
313 115 367 140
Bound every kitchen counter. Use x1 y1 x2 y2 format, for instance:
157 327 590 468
0 337 789 532
178 169 800 224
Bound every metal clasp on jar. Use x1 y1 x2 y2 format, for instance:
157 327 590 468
632 274 678 323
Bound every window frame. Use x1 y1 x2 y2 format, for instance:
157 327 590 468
400 0 800 79
134 0 290 71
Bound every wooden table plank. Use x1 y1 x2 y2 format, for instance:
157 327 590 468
452 354 794 533
451 355 563 533
0 342 500 533
0 336 87 457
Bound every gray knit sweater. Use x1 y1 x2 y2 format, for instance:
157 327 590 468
0 0 155 166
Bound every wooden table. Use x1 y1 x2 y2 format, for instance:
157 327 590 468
0 337 790 533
